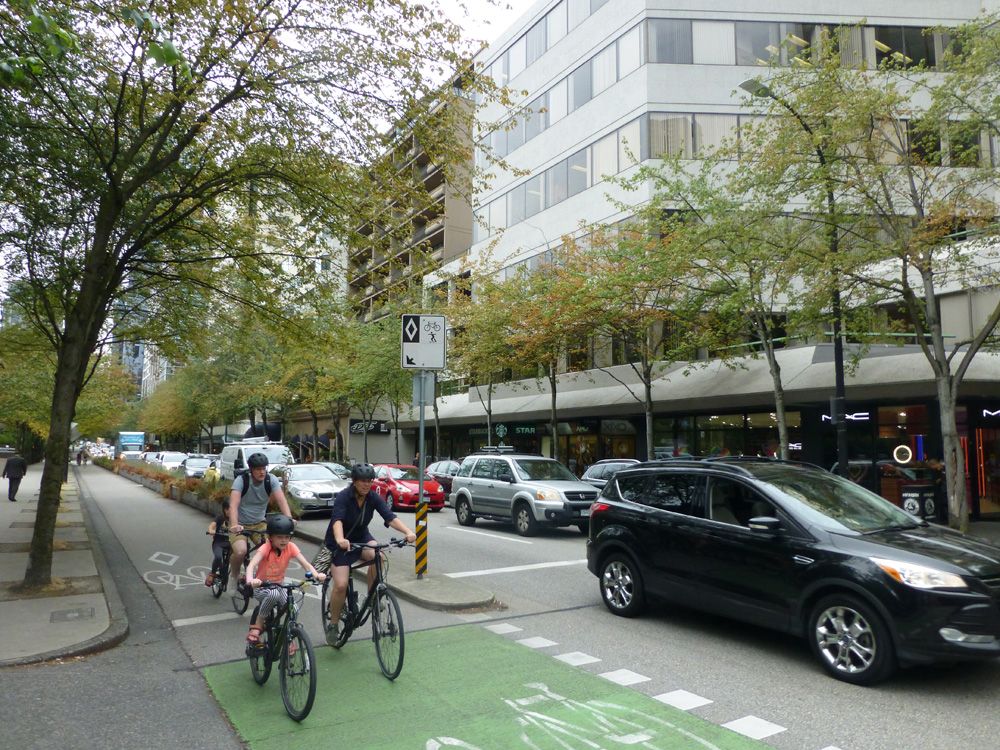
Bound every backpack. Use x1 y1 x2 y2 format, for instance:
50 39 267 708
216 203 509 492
238 471 274 499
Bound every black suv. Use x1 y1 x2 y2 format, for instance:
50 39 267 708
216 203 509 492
587 458 1000 685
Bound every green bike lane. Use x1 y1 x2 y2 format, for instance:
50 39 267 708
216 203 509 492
206 625 774 750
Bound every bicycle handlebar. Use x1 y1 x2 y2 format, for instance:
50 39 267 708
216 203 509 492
347 538 410 551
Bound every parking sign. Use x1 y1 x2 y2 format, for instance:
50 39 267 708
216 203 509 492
401 314 446 370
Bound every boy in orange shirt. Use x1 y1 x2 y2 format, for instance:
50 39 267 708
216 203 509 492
245 515 326 644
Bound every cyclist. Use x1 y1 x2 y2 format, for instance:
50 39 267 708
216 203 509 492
228 452 295 599
322 462 416 646
245 514 326 645
204 498 230 587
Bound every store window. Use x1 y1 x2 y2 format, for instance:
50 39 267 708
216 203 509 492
696 414 745 457
736 22 779 66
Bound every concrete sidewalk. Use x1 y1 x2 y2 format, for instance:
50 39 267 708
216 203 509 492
0 463 494 668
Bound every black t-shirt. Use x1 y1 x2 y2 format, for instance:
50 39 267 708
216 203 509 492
324 486 396 550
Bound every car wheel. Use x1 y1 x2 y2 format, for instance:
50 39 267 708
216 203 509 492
808 593 896 685
385 493 394 511
599 552 645 617
513 502 538 537
456 498 476 526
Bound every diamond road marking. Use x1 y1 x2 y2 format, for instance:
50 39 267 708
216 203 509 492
516 636 558 649
600 669 650 686
149 552 178 566
653 689 714 711
722 716 787 740
484 623 523 634
556 651 602 666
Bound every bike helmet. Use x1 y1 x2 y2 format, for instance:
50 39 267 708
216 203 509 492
266 514 295 535
247 452 268 469
351 463 376 481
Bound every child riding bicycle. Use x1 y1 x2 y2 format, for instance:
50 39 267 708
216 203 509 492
204 498 230 588
245 514 326 645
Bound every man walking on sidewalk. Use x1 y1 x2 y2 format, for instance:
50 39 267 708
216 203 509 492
2 450 28 502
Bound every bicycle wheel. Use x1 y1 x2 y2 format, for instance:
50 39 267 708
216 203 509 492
212 553 228 599
372 587 404 680
280 623 317 722
320 580 331 631
248 610 272 685
231 561 250 615
332 584 354 649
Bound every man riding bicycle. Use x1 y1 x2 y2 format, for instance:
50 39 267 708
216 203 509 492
321 462 416 646
229 452 295 600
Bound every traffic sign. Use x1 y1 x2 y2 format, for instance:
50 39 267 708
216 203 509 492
401 314 446 370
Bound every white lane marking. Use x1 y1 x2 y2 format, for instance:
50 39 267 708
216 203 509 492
556 651 601 666
819 747 845 750
600 669 650 686
445 527 533 544
172 612 241 628
722 716 787 740
446 559 587 578
456 612 492 622
517 636 558 648
483 623 523 634
654 690 714 711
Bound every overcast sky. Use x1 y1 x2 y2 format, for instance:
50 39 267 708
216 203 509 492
437 0 540 46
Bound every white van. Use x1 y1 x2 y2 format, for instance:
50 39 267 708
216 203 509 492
219 440 295 481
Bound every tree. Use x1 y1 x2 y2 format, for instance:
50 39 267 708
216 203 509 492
0 0 479 586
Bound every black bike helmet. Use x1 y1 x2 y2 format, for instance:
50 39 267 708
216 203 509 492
351 463 376 481
247 452 268 469
266 514 295 535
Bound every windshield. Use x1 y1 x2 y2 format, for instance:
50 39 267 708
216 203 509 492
162 452 187 461
288 465 337 481
513 459 579 482
185 458 211 468
388 467 429 481
752 467 919 533
320 463 350 478
258 446 293 465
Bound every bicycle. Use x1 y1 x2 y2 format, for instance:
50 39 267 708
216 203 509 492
227 529 267 614
319 538 408 680
246 576 318 721
205 529 232 599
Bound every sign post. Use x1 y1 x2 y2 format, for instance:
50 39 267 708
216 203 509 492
401 315 446 579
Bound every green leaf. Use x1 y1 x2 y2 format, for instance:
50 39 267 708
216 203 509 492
28 14 50 35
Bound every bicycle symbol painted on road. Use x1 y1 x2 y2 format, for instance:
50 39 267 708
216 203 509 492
144 566 213 589
426 682 725 750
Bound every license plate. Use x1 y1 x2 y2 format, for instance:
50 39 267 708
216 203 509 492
578 507 591 518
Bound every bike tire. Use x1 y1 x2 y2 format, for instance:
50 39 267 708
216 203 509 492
212 556 228 599
280 623 317 722
232 561 250 615
372 587 404 680
332 583 354 650
248 608 272 685
320 579 331 631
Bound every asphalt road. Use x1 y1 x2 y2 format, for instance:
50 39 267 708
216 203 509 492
4 467 1000 749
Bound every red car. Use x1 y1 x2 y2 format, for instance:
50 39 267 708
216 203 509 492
372 464 445 511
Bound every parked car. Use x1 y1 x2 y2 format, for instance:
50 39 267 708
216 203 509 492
580 458 640 489
372 464 445 511
270 464 348 513
587 457 1000 685
314 461 351 481
425 459 461 497
158 451 188 471
450 451 598 536
181 456 212 478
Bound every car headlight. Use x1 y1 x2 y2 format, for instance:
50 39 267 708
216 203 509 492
871 557 967 590
296 490 316 499
536 489 561 501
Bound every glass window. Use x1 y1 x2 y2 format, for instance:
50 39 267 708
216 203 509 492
694 113 738 156
489 196 507 233
647 19 692 64
592 44 617 96
644 474 703 515
613 474 649 502
525 94 547 141
873 26 904 67
903 26 935 67
547 1 567 47
548 79 568 124
591 132 617 181
648 113 692 159
507 183 526 226
491 126 507 159
692 21 735 65
618 25 642 78
525 173 545 218
507 116 525 152
837 25 865 69
781 23 826 66
526 20 547 65
472 207 486 244
569 63 592 111
947 120 981 167
568 0 588 30
618 118 642 168
472 458 498 479
907 118 941 165
490 58 506 88
736 22 779 66
508 35 527 81
547 159 569 205
591 0 608 11
567 148 591 196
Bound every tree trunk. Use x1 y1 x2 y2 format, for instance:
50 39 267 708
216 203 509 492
548 362 559 461
310 409 319 463
644 378 654 462
938 378 969 531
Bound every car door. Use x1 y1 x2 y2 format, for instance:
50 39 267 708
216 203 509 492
692 476 812 630
467 458 501 514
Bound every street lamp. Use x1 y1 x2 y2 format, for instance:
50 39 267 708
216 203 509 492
739 79 849 477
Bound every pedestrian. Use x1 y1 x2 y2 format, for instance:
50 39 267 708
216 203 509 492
413 451 420 467
2 450 28 502
76 451 83 466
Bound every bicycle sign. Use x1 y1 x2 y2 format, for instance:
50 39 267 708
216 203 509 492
401 314 446 370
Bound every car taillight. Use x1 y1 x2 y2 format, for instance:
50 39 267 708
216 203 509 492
590 502 610 515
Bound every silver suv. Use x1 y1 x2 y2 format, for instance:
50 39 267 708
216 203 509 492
451 451 599 536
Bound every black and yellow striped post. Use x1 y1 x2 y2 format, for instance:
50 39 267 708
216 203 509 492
414 501 428 578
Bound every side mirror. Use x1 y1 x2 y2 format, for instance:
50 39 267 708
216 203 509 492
234 457 244 469
748 516 782 533
498 472 514 483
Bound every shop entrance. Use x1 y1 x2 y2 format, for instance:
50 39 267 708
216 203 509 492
976 428 1000 516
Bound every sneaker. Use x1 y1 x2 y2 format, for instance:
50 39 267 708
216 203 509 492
325 623 339 647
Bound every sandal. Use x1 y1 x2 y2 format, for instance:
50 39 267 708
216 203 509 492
247 626 262 644
288 639 297 658
204 573 215 587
